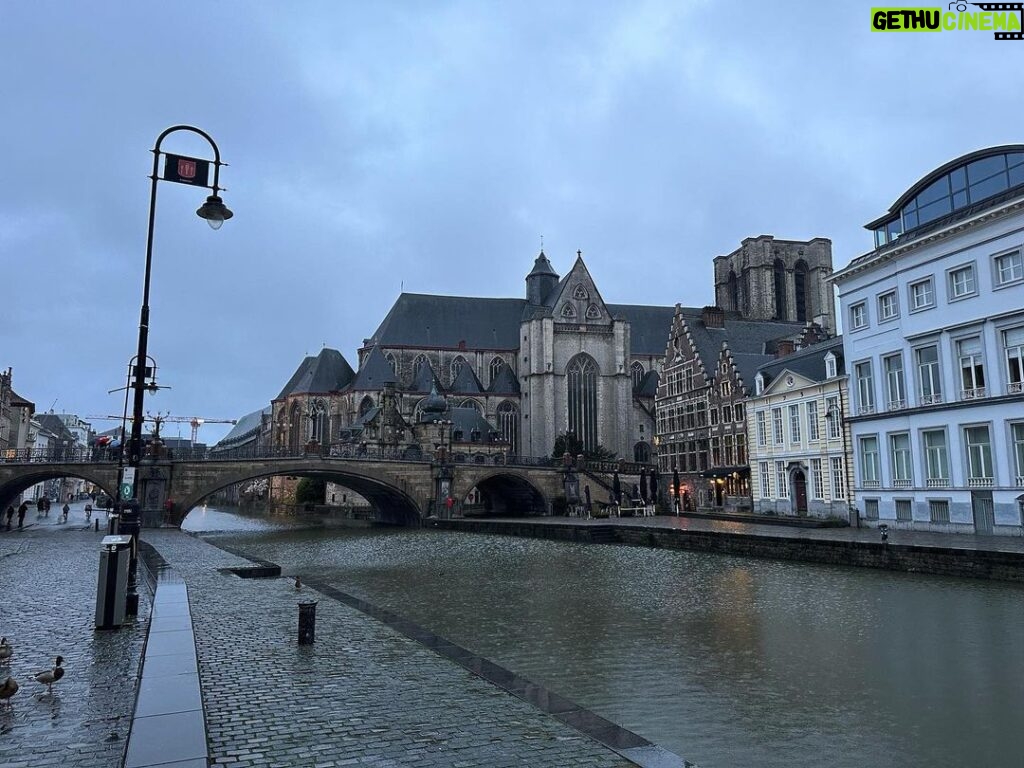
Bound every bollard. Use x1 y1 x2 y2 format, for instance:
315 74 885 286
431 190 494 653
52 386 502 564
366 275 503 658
298 601 317 645
108 514 120 535
95 519 99 532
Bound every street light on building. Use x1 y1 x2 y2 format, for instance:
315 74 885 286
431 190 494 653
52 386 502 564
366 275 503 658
120 125 232 616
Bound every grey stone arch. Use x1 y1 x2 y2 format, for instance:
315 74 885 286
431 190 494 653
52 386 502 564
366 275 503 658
449 469 550 517
633 441 652 463
175 465 424 526
788 461 809 515
727 269 740 312
358 395 375 418
793 258 810 322
773 258 788 320
496 399 519 454
566 353 599 451
0 467 118 512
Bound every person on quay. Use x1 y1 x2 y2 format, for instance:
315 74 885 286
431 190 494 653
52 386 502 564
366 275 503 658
4 506 13 530
17 501 28 529
61 503 70 523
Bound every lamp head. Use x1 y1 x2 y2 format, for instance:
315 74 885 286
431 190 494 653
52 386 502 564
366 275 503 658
197 195 233 230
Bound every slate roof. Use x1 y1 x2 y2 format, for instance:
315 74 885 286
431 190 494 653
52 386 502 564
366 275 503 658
276 348 355 399
369 294 525 350
757 336 845 387
527 251 558 278
351 346 399 391
487 362 520 395
608 304 676 356
449 363 484 394
34 413 78 444
635 369 660 398
410 360 443 393
448 407 502 444
214 406 270 449
9 389 33 409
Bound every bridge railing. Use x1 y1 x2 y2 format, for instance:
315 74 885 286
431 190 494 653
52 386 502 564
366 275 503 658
1 447 113 465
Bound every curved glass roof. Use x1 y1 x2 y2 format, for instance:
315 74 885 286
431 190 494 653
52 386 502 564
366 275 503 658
868 146 1024 248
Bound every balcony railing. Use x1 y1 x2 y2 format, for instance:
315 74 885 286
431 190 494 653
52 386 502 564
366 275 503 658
1009 381 1024 395
920 393 943 406
960 388 987 401
886 399 906 411
892 479 913 488
1016 475 1024 487
967 477 994 488
858 405 876 416
862 480 880 488
926 478 949 488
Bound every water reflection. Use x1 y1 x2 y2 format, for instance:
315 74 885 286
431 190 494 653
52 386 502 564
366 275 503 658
181 504 313 533
208 513 1024 768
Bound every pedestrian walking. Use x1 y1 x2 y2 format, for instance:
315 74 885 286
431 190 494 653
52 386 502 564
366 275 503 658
43 498 50 517
61 503 70 523
17 502 28 529
4 506 13 530
84 503 92 523
584 484 592 520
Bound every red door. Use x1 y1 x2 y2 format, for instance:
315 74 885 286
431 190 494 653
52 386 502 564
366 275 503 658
792 469 808 515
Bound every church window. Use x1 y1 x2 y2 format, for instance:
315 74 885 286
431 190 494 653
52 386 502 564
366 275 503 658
573 284 589 300
566 353 599 451
288 401 302 450
497 400 519 454
413 354 429 378
450 355 468 384
489 356 506 385
308 398 327 444
794 259 809 322
459 398 482 413
358 396 374 419
561 303 577 318
631 362 645 390
727 270 739 310
634 441 651 463
774 259 788 319
384 352 396 372
586 304 601 319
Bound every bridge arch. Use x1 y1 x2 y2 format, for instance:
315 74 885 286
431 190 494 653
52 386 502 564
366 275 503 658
0 465 118 509
175 464 424 526
451 468 550 517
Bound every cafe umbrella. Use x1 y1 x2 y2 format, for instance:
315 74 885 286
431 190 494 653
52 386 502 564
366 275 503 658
612 471 622 504
673 467 682 512
639 466 649 502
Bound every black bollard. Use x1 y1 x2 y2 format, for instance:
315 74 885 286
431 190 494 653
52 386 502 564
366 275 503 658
95 519 99 532
298 601 317 645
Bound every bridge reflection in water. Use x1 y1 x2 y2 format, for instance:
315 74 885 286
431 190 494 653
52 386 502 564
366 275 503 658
201 507 1024 768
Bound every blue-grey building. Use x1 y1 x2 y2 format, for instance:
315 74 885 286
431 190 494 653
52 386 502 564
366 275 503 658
833 145 1024 535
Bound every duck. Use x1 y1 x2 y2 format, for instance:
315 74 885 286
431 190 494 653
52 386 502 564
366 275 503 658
34 656 64 694
0 638 11 662
294 576 302 590
0 676 17 709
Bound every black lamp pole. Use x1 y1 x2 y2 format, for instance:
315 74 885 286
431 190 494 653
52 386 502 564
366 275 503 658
121 125 232 616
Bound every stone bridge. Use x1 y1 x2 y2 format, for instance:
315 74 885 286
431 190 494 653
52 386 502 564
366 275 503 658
0 455 586 527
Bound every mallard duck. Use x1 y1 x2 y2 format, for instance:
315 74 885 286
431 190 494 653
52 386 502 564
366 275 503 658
294 577 302 590
34 656 63 694
0 676 17 709
0 638 11 662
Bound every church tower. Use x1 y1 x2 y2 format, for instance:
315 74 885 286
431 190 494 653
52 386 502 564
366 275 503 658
526 251 559 305
713 236 835 334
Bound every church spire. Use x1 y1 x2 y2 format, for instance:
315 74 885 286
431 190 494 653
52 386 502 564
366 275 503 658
526 249 559 305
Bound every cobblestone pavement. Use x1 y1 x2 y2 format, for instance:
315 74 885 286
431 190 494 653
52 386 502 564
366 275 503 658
0 504 148 768
145 530 632 768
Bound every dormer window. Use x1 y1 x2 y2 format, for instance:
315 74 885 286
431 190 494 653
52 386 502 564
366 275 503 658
825 352 837 379
586 304 601 319
573 284 589 300
561 303 577 318
755 373 765 395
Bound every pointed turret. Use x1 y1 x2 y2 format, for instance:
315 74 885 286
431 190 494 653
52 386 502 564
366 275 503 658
526 250 559 305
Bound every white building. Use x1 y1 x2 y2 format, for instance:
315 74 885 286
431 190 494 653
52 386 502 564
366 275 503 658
833 145 1024 535
747 337 852 519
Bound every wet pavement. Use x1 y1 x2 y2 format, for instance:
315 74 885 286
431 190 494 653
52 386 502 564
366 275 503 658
0 501 149 768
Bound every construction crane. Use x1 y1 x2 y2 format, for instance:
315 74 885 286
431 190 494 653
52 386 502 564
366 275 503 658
86 415 237 444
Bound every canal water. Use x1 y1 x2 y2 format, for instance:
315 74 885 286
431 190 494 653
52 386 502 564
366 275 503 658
183 506 1024 768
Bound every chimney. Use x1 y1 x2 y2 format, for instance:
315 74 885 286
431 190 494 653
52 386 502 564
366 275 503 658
701 305 725 329
775 339 795 358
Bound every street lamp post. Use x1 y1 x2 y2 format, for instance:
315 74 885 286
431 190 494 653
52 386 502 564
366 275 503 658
121 125 232 616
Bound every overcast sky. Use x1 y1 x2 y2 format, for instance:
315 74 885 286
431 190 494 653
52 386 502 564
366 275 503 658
2 1 1021 444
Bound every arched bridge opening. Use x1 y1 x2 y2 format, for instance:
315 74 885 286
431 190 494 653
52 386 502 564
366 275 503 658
0 467 117 511
178 469 423 527
460 471 549 517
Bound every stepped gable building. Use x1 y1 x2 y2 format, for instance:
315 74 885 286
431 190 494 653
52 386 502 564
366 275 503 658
714 235 835 334
834 145 1024 535
656 236 834 510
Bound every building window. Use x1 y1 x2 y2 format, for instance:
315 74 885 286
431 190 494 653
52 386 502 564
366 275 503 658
724 435 734 465
450 355 468 384
860 436 880 486
923 430 949 487
489 356 506 386
631 362 645 390
774 259 788 319
735 403 744 422
497 401 518 454
561 303 577 318
1012 423 1024 485
756 411 768 447
916 345 943 404
573 283 589 300
878 291 899 321
895 499 913 521
811 458 824 499
721 380 732 397
737 433 746 464
824 353 837 379
772 408 784 445
890 433 912 486
788 404 801 444
1004 327 1024 394
586 304 602 319
413 354 430 380
358 395 375 418
850 302 867 330
964 425 994 485
723 405 733 423
909 278 935 311
794 259 809 322
384 351 397 372
711 437 721 465
831 457 846 500
755 373 765 395
864 499 879 519
775 461 788 498
929 499 950 523
948 264 977 299
883 353 906 410
710 408 719 426
760 461 771 498
855 361 875 414
825 395 841 439
995 250 1023 286
806 400 820 441
957 336 986 399
566 354 598 451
